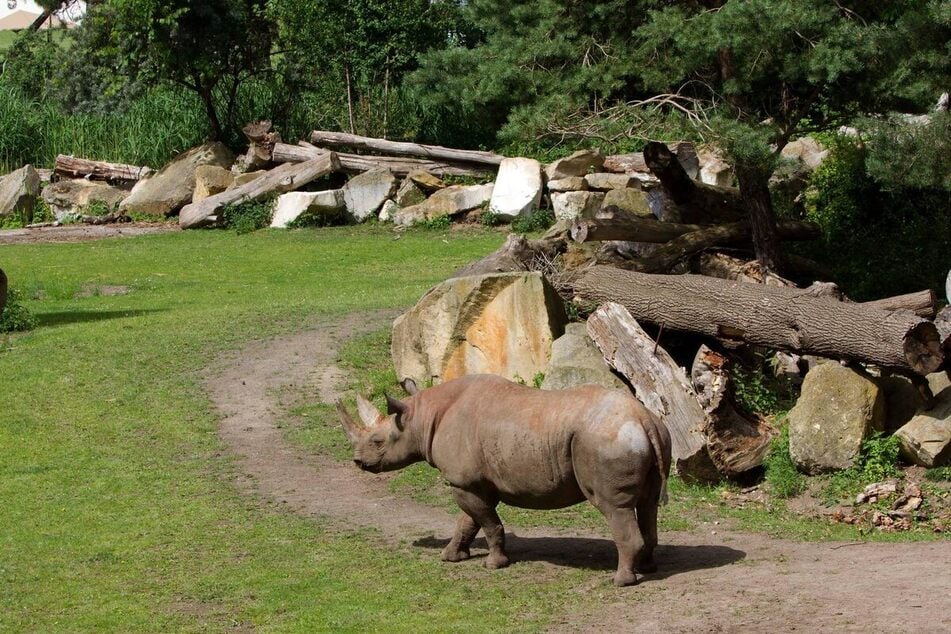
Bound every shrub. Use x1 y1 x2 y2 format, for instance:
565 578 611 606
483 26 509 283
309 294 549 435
764 423 806 499
821 432 903 503
0 288 37 333
221 197 275 234
480 210 506 227
511 209 555 234
416 215 451 231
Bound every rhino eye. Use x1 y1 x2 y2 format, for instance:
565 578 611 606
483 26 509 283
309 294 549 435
371 437 384 447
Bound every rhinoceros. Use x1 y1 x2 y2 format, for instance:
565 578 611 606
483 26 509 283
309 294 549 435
336 373 671 586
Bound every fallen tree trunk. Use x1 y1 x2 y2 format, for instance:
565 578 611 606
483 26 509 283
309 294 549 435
179 153 340 229
55 155 152 182
573 266 944 375
586 303 719 481
272 142 490 178
450 234 566 279
309 131 504 168
691 346 778 476
862 290 937 319
644 141 745 224
571 217 705 243
235 120 281 173
620 221 820 273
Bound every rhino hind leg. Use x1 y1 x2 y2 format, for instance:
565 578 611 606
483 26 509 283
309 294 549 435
450 486 510 570
441 512 480 562
603 505 646 587
635 470 662 573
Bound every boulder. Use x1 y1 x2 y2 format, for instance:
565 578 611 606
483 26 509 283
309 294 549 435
545 150 604 181
379 199 398 223
671 141 700 180
601 188 652 218
788 363 886 474
343 168 397 222
603 153 648 175
547 177 587 193
698 150 733 187
780 136 828 171
895 388 951 467
928 371 951 396
42 179 129 221
876 375 928 432
270 189 345 228
395 179 426 208
392 272 567 386
541 323 626 391
229 170 267 189
489 157 542 219
584 173 635 191
192 165 234 202
393 183 494 226
406 169 446 194
0 165 41 219
119 142 233 217
551 191 604 221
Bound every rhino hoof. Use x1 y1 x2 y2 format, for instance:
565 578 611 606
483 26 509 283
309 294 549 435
484 554 511 570
613 571 638 587
441 547 470 563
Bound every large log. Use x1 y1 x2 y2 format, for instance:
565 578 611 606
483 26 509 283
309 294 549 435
862 290 937 319
55 155 152 183
272 142 490 178
450 233 565 279
644 141 745 224
691 346 778 476
309 130 504 168
571 217 705 243
179 153 340 229
235 120 280 173
587 303 719 482
573 266 944 375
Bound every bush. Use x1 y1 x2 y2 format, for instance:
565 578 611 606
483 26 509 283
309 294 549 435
0 288 37 333
511 209 555 234
822 432 903 502
764 424 807 499
221 198 275 234
416 215 451 231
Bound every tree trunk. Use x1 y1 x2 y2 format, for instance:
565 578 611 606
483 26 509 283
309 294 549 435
573 266 944 375
735 165 784 272
309 130 504 167
272 142 491 178
691 346 778 476
586 303 719 481
179 152 340 229
571 217 705 244
863 291 938 319
450 234 566 279
55 155 152 183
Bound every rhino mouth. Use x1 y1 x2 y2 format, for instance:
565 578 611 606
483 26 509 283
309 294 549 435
354 459 382 473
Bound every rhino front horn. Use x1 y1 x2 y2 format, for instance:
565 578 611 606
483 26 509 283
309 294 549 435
335 400 361 443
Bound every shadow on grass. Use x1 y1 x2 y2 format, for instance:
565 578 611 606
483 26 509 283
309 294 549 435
414 534 745 579
37 308 167 328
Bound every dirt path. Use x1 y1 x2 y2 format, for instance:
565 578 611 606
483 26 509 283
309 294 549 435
209 314 951 633
0 222 177 245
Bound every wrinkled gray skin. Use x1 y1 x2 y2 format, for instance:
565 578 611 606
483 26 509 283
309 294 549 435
337 374 671 587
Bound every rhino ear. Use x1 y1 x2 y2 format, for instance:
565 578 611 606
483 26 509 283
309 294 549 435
355 395 382 428
400 378 419 396
385 393 408 431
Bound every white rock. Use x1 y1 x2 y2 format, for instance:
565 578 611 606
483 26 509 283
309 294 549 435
545 150 605 180
393 183 494 226
379 199 398 223
547 177 587 193
698 150 733 187
0 165 41 219
551 191 604 222
584 172 635 191
489 157 542 219
270 190 345 228
343 168 397 222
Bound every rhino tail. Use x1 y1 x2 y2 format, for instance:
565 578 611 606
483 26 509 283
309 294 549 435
644 416 671 506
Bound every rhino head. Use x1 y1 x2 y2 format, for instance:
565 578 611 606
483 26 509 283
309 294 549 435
336 379 420 473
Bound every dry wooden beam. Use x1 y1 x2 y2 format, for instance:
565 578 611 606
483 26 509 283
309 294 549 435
309 130 504 167
179 152 340 229
574 266 944 375
272 142 490 178
55 155 152 182
450 234 566 279
587 303 719 481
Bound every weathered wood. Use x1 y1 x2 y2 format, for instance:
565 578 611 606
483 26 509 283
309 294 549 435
450 234 566 279
862 290 937 319
309 130 504 167
55 155 152 183
571 217 705 243
235 120 281 173
179 153 340 229
272 142 490 178
573 266 944 375
691 346 778 476
620 221 820 273
644 141 745 224
936 306 951 370
586 303 719 482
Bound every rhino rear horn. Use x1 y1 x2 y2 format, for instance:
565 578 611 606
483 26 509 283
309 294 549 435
355 395 383 428
400 378 419 395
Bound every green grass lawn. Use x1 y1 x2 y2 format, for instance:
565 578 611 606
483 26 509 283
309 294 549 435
0 225 613 632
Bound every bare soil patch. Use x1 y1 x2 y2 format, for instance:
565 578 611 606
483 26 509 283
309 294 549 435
208 313 951 633
0 222 177 245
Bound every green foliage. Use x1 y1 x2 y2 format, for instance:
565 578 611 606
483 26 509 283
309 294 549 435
764 424 807 499
0 288 37 333
532 372 545 389
731 357 796 417
416 215 451 231
863 111 951 191
822 432 903 503
924 466 951 482
221 197 274 234
479 210 505 227
511 209 555 234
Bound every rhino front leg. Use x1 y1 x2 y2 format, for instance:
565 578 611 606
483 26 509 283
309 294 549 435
441 512 480 562
451 487 510 570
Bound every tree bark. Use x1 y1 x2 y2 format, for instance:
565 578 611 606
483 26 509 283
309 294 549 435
179 152 340 229
735 164 784 272
450 234 566 279
55 155 152 183
309 130 504 167
586 303 720 481
272 142 490 178
691 346 778 476
573 266 944 375
643 141 745 224
571 217 705 243
862 291 937 319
